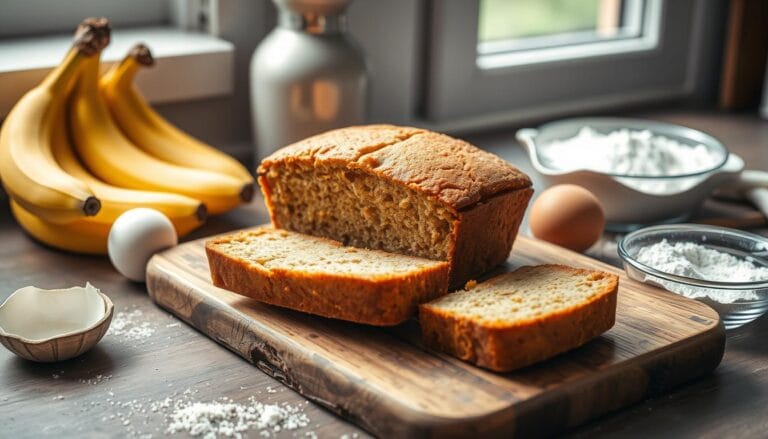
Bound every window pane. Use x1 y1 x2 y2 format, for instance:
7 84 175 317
479 0 602 42
478 0 643 54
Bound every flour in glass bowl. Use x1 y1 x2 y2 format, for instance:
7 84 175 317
635 239 768 303
541 127 724 194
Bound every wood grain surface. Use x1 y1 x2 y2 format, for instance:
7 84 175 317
146 228 726 438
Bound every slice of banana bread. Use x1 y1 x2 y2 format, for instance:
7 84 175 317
257 125 533 289
205 227 450 326
419 265 618 372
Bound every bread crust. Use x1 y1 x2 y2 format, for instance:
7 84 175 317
418 265 619 372
258 125 533 288
450 188 533 288
206 232 450 326
258 125 531 209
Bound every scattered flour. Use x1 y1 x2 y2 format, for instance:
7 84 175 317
541 127 722 194
635 239 768 303
166 397 309 438
60 382 313 439
80 374 112 386
108 308 156 343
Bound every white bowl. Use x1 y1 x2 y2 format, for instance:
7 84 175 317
517 117 745 229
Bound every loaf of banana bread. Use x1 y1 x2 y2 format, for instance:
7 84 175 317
258 125 533 288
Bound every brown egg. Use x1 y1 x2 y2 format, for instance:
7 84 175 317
529 184 605 252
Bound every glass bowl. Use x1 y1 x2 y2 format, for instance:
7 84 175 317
618 224 768 330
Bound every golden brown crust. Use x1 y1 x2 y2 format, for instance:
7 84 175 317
448 188 533 288
419 265 619 372
259 125 420 164
258 125 532 209
206 232 450 326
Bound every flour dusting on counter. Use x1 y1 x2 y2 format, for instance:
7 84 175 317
108 308 155 343
166 397 309 438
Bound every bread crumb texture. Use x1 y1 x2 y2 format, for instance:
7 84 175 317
425 265 616 326
208 228 445 278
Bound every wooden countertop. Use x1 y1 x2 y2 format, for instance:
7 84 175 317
1 110 767 438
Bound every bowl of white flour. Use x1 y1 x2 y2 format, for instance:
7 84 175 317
517 118 744 229
619 224 768 329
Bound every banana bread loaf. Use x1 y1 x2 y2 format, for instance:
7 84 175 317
258 125 533 288
206 227 450 326
419 265 618 372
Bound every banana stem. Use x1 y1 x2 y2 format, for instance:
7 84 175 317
41 17 110 92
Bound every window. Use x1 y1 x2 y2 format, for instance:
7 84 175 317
478 0 621 43
422 0 718 128
477 0 654 68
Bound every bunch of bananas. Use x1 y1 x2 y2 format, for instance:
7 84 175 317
0 18 254 255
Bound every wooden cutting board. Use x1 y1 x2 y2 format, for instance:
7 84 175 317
146 229 725 438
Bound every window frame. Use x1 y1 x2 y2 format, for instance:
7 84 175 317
477 0 646 56
422 0 717 127
477 0 658 69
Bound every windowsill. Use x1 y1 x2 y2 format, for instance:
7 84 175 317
0 27 234 117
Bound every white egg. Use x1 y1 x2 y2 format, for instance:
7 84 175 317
108 208 178 282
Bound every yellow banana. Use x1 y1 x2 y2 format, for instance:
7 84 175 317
11 199 110 255
51 111 207 227
0 19 109 223
100 44 255 188
69 53 250 215
11 196 204 256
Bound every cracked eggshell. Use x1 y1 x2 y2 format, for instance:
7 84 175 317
0 283 113 362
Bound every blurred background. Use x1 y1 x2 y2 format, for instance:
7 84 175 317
0 0 765 161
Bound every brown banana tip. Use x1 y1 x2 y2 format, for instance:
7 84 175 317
195 204 208 223
74 17 111 56
83 196 101 216
130 43 155 67
240 183 255 203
